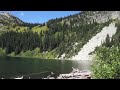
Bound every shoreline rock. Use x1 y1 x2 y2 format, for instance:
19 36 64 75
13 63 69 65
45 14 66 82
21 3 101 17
43 67 91 79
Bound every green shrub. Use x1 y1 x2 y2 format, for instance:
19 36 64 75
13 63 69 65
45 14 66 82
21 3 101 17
8 52 15 56
91 46 120 79
0 48 6 56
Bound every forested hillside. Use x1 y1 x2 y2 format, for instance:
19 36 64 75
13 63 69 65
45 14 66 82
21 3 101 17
0 11 119 60
0 11 120 79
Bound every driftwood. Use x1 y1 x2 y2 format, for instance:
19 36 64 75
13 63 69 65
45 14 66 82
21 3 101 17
44 67 91 79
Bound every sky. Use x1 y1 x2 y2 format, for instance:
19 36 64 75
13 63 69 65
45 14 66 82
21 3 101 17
1 11 80 23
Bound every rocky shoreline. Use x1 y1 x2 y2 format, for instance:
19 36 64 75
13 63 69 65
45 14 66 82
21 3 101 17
1 68 91 79
43 67 91 79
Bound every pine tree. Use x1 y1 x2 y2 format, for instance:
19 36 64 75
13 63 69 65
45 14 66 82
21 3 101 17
105 34 110 47
15 46 20 55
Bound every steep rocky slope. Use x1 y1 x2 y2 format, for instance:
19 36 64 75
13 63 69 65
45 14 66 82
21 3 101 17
0 12 24 26
0 11 120 60
71 23 117 60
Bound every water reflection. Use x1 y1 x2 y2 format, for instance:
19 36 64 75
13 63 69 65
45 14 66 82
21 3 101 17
0 57 92 79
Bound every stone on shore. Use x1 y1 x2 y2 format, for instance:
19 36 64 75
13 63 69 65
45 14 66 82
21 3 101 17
43 68 91 79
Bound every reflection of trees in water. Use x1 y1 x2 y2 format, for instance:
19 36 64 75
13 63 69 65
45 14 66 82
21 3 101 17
0 57 92 79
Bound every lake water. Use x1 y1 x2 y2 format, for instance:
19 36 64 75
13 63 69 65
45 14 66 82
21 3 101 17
0 57 92 79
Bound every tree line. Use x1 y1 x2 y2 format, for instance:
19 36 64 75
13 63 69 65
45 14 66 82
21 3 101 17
0 30 63 55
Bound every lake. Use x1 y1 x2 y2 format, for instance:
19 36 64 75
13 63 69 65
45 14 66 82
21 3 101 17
0 57 92 79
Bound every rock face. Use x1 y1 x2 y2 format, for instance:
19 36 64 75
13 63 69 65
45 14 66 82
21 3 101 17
57 11 120 59
0 12 24 25
81 11 120 23
71 23 117 60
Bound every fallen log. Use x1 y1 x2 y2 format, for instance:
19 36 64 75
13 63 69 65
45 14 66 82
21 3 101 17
43 68 91 79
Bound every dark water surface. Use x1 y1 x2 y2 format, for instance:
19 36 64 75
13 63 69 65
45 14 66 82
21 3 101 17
0 57 92 79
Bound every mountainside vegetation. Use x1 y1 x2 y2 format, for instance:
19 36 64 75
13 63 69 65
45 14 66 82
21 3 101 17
91 21 120 79
0 11 113 59
0 11 120 79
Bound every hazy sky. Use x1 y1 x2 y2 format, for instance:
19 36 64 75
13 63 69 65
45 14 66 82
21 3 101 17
1 11 80 23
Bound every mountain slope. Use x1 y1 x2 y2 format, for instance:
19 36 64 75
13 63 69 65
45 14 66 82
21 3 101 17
71 23 117 60
0 11 120 60
0 12 24 26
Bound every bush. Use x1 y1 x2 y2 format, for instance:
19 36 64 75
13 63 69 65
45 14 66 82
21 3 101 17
0 48 6 56
91 46 120 79
33 48 40 56
23 50 33 56
8 52 15 56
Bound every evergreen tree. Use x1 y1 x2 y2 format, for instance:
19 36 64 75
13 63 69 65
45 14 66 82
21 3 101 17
105 34 111 47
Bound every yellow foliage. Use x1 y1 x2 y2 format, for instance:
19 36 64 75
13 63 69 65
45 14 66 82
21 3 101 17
32 26 48 34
